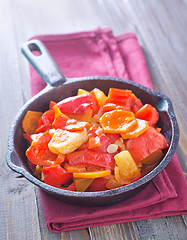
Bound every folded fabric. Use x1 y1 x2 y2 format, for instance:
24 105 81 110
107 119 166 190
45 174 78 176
29 28 187 232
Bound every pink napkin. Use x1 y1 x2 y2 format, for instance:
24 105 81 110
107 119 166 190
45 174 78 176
29 28 187 232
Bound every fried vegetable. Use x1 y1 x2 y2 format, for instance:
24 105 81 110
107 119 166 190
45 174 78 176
22 111 43 134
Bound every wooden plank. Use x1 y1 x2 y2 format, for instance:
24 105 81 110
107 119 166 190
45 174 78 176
0 0 42 239
121 0 187 177
34 188 91 239
91 1 187 239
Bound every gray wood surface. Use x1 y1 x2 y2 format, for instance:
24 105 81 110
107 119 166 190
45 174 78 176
1 0 186 239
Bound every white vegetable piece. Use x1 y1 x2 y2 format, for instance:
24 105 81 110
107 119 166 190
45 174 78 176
107 144 118 153
48 128 88 154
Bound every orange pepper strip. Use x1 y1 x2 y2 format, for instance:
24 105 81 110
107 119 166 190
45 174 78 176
88 136 101 149
53 105 62 118
121 119 149 139
77 89 90 95
73 169 111 179
99 109 138 134
64 164 87 173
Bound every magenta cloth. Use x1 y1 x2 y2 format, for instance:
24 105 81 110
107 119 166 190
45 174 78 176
29 28 187 232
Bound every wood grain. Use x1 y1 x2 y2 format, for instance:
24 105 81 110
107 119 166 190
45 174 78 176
1 0 186 239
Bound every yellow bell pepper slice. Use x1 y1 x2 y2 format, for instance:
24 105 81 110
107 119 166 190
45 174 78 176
141 150 163 165
53 105 62 118
22 111 43 135
77 89 90 95
74 178 94 192
114 150 141 180
106 177 124 189
91 88 108 106
114 166 131 185
73 169 111 179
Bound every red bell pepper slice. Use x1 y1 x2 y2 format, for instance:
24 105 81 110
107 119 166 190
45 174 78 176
87 178 109 192
26 131 58 166
60 182 76 191
57 93 99 116
135 104 159 126
23 133 33 143
35 110 54 133
67 149 115 170
89 134 113 153
80 132 114 153
52 113 89 132
26 132 65 167
130 93 143 113
42 165 72 187
105 133 120 143
105 88 143 113
126 127 167 163
107 88 132 103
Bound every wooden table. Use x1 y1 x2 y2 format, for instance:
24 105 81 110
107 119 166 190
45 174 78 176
1 0 186 239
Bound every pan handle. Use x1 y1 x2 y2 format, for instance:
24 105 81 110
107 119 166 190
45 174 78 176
21 39 67 86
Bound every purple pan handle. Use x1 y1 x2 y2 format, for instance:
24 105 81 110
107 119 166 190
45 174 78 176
21 39 67 86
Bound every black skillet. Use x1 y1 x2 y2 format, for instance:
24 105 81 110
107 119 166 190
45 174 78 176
6 39 179 206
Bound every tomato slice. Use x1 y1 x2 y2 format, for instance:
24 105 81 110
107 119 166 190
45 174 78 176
126 127 167 163
67 149 115 170
42 165 72 187
135 104 159 126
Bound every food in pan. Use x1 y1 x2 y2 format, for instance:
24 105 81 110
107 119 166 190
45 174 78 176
22 88 167 192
